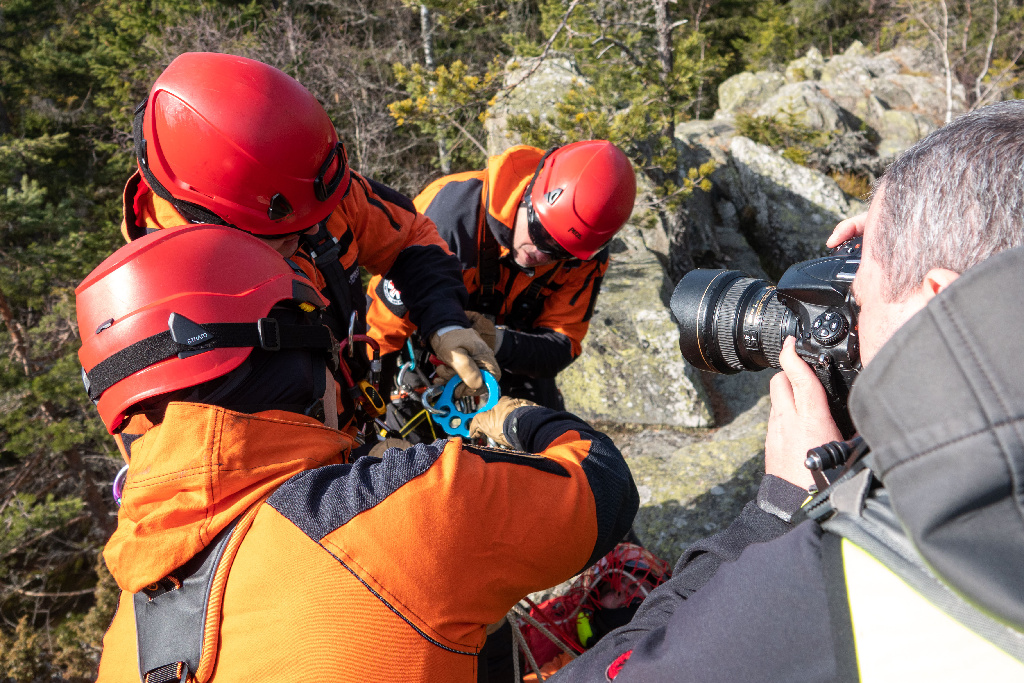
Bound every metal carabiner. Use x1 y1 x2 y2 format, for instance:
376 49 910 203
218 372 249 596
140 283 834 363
347 311 357 357
421 384 449 415
398 361 430 390
112 464 129 507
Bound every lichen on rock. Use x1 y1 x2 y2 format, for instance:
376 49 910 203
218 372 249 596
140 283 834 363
557 225 714 428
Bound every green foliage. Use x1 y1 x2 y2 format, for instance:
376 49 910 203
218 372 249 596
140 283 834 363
732 0 798 70
390 58 504 168
735 111 836 165
503 0 722 218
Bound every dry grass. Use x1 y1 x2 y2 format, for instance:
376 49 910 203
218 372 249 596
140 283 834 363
831 171 873 200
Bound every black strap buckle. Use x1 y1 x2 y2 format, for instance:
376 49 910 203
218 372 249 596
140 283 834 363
257 318 281 351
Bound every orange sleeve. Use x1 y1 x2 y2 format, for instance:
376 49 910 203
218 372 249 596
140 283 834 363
318 412 636 647
364 273 418 356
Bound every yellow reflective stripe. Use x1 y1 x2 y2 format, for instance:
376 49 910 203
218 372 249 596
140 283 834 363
842 539 1024 681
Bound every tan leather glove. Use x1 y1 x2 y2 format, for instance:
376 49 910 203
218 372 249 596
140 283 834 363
367 437 413 458
465 311 498 351
430 327 502 398
468 396 538 447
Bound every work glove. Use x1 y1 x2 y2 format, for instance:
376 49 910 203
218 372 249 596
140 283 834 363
465 311 500 352
468 396 538 448
430 326 502 398
368 437 413 458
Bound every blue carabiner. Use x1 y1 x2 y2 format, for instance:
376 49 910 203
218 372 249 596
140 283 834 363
433 371 500 437
404 338 416 371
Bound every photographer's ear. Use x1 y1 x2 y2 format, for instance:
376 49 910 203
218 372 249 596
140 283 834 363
919 268 960 301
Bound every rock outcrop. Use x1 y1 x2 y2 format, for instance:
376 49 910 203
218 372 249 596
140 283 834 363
754 82 854 132
484 57 580 156
730 135 851 268
557 224 714 428
717 71 786 116
716 41 965 159
617 394 771 560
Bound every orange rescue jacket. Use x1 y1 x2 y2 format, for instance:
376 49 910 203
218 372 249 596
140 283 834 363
97 402 637 681
365 146 608 378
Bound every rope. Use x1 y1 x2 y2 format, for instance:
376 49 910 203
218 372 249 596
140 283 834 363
510 604 580 658
511 615 521 683
509 613 546 681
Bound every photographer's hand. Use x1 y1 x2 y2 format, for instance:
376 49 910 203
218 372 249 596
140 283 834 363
826 212 868 248
765 337 842 489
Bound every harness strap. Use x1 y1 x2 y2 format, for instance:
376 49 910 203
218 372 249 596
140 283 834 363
135 519 239 681
475 211 503 316
819 470 1024 663
301 223 355 320
503 264 562 330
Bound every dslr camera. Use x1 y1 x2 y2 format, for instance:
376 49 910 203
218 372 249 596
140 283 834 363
670 239 862 436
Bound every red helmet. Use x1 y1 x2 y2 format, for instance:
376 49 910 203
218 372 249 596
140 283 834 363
133 52 351 236
526 140 637 260
77 224 333 433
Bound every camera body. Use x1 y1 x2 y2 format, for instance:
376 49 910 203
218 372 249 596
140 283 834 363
670 238 862 435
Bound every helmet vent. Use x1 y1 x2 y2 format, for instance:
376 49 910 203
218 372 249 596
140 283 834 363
268 193 294 221
545 188 563 205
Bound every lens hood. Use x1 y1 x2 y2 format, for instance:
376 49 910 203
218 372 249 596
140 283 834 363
670 269 745 373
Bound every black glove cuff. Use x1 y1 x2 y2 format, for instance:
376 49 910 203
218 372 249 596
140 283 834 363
503 406 539 451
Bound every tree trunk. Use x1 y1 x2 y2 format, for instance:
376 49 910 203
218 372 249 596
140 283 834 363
940 0 954 123
653 0 674 86
974 0 999 106
0 286 31 376
64 445 115 537
420 4 451 173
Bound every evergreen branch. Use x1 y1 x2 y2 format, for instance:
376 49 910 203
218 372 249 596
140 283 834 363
13 587 96 599
498 0 583 101
1 515 90 561
442 113 489 155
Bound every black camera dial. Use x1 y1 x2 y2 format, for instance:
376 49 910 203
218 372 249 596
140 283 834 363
811 311 848 346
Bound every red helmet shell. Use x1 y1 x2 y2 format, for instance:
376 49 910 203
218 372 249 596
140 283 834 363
77 224 328 433
140 52 350 236
530 140 637 260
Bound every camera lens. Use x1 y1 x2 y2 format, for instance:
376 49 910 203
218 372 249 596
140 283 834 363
670 270 798 374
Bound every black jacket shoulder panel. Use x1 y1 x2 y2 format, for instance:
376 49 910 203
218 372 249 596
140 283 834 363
509 407 638 569
268 440 447 541
363 176 417 215
422 177 484 269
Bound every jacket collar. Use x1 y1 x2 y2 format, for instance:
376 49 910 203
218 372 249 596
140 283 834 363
849 245 1024 628
104 402 352 592
483 145 545 249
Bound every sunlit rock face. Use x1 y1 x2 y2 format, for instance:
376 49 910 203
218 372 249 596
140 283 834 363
557 224 714 429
